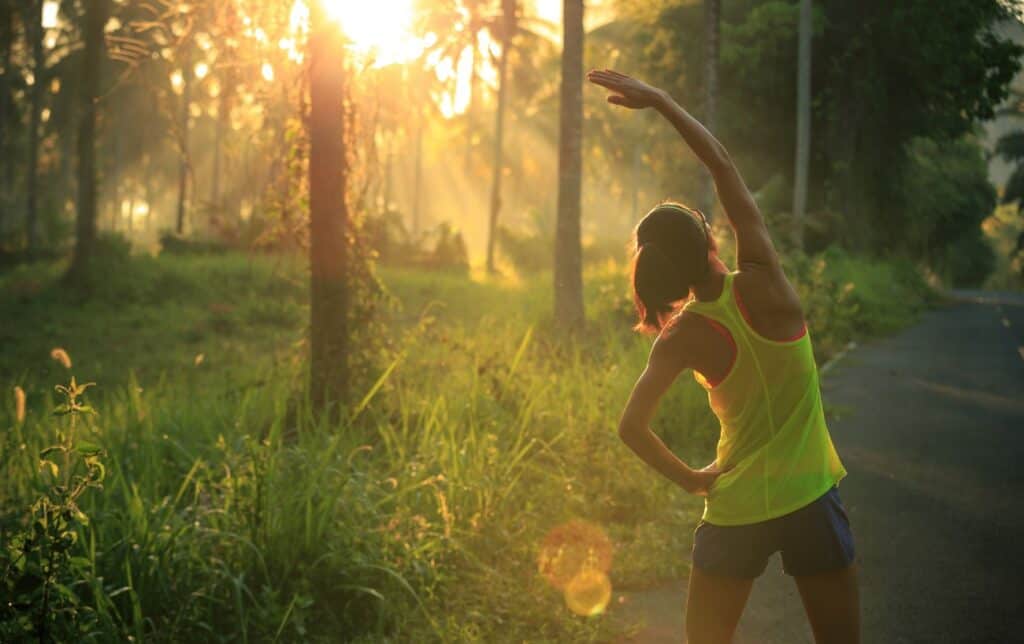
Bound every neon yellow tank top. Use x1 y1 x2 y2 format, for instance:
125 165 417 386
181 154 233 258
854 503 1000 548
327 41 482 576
682 271 846 526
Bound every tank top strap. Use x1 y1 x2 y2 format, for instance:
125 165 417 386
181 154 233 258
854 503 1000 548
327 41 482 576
682 271 739 323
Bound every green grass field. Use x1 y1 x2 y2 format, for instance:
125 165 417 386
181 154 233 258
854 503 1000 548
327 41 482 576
0 250 933 642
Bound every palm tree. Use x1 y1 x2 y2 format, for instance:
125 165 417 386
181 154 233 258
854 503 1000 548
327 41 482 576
308 5 349 410
554 0 584 328
175 45 191 235
486 0 517 273
67 0 107 279
702 0 719 221
792 0 811 249
0 1 17 233
25 0 45 251
420 0 489 174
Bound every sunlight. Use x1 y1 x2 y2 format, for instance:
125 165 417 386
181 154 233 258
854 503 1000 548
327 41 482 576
41 0 59 29
321 0 429 67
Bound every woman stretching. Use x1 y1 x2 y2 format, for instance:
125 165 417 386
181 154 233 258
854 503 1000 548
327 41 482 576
587 69 859 644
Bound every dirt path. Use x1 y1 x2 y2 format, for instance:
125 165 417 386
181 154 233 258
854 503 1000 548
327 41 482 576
615 294 1024 643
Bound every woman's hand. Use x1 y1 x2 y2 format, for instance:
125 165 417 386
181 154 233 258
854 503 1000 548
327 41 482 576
587 69 666 110
687 462 731 497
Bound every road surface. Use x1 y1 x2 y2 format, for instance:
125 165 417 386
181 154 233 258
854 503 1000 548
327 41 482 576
616 292 1024 643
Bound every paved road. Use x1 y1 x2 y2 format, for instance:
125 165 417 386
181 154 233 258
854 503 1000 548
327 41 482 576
618 293 1024 643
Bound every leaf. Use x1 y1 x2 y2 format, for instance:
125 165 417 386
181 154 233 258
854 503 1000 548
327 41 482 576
52 404 73 416
39 459 59 478
76 440 103 456
85 457 106 483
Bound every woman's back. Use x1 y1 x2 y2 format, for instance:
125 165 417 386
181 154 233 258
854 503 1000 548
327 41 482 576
681 270 846 525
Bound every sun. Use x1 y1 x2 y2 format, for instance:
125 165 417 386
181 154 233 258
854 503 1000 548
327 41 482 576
321 0 427 66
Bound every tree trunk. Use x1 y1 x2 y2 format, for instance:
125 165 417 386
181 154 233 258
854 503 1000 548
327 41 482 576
464 38 478 176
176 48 192 235
26 0 44 251
412 108 423 237
211 74 228 210
308 9 349 411
486 0 516 273
702 0 719 221
792 0 811 250
554 0 585 329
110 115 122 231
0 2 13 232
67 0 106 280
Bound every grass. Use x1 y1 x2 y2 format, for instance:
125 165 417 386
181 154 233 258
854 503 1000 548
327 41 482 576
0 248 933 642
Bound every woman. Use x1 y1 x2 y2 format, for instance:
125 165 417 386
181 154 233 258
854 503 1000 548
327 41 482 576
587 69 859 644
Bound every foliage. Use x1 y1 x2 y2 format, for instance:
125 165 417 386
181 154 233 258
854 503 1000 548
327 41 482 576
1 374 107 642
981 202 1024 290
902 137 997 286
616 0 1020 259
784 246 937 359
159 232 232 256
365 210 470 273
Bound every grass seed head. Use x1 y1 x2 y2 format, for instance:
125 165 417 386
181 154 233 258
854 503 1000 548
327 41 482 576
50 347 72 369
14 386 26 423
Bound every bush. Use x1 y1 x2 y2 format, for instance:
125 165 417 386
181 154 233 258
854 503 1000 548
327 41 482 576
365 210 469 272
159 232 231 256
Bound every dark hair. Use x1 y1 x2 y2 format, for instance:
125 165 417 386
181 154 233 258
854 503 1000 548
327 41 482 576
631 202 711 334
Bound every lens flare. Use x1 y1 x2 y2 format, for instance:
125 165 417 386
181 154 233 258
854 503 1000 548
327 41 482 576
564 569 613 616
538 519 614 615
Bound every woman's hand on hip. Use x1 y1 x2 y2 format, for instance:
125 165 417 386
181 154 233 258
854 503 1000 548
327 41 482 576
687 462 731 497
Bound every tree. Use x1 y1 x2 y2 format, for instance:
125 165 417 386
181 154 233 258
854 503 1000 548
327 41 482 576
67 0 106 279
25 0 45 251
0 1 17 235
554 0 584 329
308 6 349 410
702 0 719 220
486 0 517 273
791 0 811 249
175 46 192 235
996 125 1024 207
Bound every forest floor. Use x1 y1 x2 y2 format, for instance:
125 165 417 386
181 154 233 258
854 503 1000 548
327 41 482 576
616 292 1024 643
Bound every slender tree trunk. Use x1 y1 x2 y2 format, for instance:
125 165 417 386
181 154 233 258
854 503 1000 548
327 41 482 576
792 0 812 250
412 108 423 237
554 0 585 329
26 0 44 251
110 116 122 231
176 49 192 235
308 8 348 410
486 0 515 273
127 192 135 235
464 39 478 175
383 134 394 211
145 174 154 232
67 0 106 280
631 143 641 219
211 82 226 210
0 2 13 232
702 0 719 221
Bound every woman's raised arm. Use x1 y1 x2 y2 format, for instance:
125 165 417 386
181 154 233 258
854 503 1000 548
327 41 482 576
587 69 779 270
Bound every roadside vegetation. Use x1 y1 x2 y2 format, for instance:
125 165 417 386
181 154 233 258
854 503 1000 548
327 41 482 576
1 247 932 642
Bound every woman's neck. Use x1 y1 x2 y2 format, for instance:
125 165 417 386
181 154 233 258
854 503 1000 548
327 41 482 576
691 261 729 302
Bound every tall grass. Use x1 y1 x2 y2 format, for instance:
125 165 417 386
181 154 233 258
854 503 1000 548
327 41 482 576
0 249 932 642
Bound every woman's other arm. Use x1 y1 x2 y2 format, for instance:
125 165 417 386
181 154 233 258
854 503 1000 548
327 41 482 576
618 332 725 496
